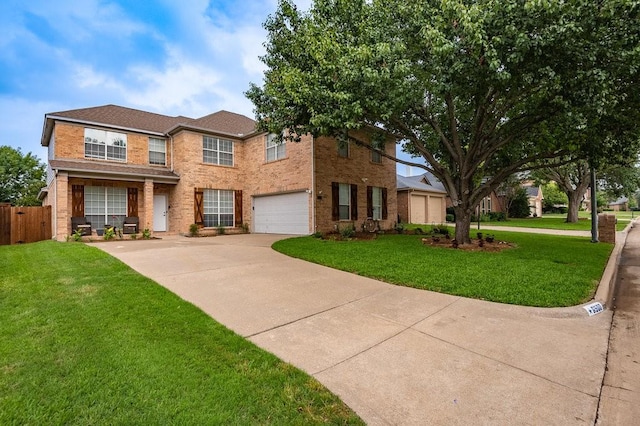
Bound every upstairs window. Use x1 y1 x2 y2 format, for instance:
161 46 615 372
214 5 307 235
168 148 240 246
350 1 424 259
337 141 349 158
266 134 286 162
84 128 127 162
203 136 233 166
371 149 382 164
149 137 166 165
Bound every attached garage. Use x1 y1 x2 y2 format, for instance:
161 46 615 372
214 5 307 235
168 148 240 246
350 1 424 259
253 192 310 234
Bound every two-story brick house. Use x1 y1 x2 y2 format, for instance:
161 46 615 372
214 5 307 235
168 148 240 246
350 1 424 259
40 105 397 240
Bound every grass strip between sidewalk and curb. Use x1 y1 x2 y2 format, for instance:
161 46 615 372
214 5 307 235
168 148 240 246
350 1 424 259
273 231 613 308
0 241 363 425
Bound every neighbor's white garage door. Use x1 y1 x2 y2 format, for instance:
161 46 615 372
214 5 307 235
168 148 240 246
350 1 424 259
253 192 310 234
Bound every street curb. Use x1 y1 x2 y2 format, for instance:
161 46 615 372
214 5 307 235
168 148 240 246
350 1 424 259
593 219 635 310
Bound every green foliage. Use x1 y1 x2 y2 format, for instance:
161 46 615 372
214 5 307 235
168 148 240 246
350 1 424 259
273 232 612 307
217 226 226 235
247 0 640 243
71 229 84 242
189 223 199 237
542 182 569 212
0 242 362 424
142 228 151 239
0 146 46 206
508 188 531 218
339 223 355 239
103 226 115 240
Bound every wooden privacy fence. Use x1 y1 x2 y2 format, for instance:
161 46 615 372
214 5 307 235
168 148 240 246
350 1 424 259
0 205 52 245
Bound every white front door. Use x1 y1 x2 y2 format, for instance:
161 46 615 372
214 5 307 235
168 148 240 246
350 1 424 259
153 195 167 232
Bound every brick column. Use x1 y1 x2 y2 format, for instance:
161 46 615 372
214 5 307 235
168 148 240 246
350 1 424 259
598 214 616 244
144 179 154 234
55 172 69 241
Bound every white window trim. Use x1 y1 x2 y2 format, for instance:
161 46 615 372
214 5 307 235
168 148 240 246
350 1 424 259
265 134 286 162
149 137 167 166
203 189 235 227
372 186 383 220
203 136 234 166
338 183 351 220
84 128 127 162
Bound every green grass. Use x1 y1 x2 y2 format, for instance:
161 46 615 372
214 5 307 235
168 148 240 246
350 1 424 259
274 232 613 307
469 214 630 231
0 241 362 425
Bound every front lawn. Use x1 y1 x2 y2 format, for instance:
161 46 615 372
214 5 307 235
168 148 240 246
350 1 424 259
475 216 628 231
273 232 613 307
0 241 362 425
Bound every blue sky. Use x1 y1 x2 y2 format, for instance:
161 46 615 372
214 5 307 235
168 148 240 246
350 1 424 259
0 0 422 175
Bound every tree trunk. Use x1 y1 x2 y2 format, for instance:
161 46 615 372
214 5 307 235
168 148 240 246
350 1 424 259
566 190 581 223
453 206 473 244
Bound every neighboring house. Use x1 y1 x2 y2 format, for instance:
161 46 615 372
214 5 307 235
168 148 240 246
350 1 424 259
39 105 397 241
608 197 629 211
396 173 447 224
524 185 544 217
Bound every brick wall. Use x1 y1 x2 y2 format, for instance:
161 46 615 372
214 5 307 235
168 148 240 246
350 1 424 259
598 214 616 244
313 134 397 233
53 122 172 167
242 133 314 232
397 191 409 223
170 131 245 233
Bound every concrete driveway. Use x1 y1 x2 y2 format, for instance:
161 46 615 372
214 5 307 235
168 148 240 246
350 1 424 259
97 234 611 425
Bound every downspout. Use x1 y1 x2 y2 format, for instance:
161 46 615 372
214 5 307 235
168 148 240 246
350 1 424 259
170 135 174 172
311 135 316 233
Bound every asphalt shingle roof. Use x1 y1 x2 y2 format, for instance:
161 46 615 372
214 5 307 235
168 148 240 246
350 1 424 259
43 104 258 145
397 172 447 193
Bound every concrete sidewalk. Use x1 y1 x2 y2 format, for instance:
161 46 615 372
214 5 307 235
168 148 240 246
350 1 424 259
98 233 613 425
597 222 640 424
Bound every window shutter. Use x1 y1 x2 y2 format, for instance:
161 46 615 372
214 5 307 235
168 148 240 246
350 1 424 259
234 190 243 227
127 188 138 217
71 185 84 217
331 182 339 221
194 188 204 226
366 186 373 218
382 187 388 220
350 184 358 220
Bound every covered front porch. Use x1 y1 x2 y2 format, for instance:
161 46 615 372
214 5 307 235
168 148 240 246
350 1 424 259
47 159 179 241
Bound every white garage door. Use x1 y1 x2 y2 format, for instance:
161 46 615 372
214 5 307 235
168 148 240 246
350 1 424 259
253 192 310 234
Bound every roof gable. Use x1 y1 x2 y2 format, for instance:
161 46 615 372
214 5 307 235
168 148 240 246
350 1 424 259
188 111 256 136
397 172 447 193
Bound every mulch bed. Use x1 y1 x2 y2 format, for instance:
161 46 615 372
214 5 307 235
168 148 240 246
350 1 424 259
423 237 516 252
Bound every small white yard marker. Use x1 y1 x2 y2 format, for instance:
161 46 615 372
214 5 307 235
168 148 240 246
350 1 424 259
583 302 604 316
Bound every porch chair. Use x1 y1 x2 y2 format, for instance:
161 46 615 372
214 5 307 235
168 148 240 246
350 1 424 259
71 217 92 236
122 217 139 234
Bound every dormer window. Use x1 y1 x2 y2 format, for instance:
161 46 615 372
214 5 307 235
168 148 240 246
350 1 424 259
84 128 127 162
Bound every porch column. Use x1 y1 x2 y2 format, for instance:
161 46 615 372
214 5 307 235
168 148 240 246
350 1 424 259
144 179 154 234
55 172 68 241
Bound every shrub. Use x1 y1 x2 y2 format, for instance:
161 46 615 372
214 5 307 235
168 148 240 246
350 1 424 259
445 214 454 222
217 226 226 235
508 188 531 218
339 224 355 239
189 223 199 237
142 228 151 239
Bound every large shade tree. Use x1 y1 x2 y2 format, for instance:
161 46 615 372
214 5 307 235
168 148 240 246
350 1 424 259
247 0 640 243
0 146 46 206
